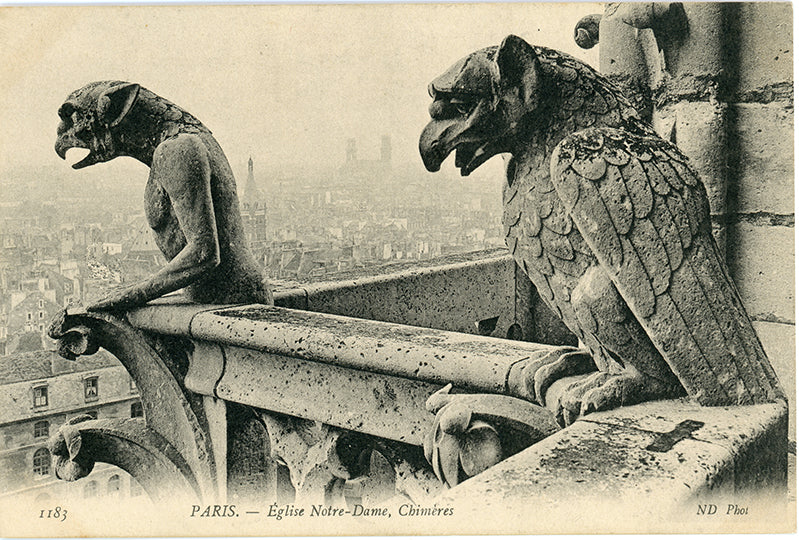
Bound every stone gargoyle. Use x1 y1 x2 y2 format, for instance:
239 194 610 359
419 35 784 425
55 81 272 311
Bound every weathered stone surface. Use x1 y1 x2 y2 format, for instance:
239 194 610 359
729 104 794 215
212 344 438 445
659 3 724 80
583 399 788 492
301 255 515 338
438 399 790 532
753 321 796 439
186 305 559 394
657 101 728 249
670 102 726 208
730 3 793 96
728 223 795 323
127 296 218 335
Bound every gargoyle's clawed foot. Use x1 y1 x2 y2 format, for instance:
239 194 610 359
527 347 597 406
557 369 682 426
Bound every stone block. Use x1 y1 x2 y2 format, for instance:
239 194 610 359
728 222 795 323
212 344 438 445
301 256 516 338
669 3 725 76
732 3 793 96
753 321 796 438
730 104 794 215
439 399 791 533
584 399 788 492
672 102 727 212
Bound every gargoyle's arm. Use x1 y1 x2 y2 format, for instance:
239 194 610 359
88 134 220 311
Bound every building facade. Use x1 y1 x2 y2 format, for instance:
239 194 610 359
0 350 144 504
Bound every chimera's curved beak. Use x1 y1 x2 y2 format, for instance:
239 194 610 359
54 138 70 160
419 120 452 172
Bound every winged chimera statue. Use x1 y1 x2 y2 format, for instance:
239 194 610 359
420 35 784 424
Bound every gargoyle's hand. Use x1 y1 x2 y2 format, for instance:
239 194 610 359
86 285 147 312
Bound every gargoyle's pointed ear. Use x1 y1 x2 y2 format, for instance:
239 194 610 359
97 83 140 128
496 35 539 104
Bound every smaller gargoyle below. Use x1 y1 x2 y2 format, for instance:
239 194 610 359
48 415 96 482
55 81 272 312
424 384 559 487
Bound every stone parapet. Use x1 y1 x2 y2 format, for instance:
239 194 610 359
274 251 516 338
39 254 792 531
439 398 791 532
272 249 575 346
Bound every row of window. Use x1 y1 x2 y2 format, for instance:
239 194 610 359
32 377 138 410
32 449 143 498
34 479 142 502
83 475 143 498
33 376 101 409
30 403 142 441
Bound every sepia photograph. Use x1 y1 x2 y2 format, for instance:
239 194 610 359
0 1 794 536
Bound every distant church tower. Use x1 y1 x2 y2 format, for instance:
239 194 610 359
380 135 392 164
346 139 357 163
244 156 258 201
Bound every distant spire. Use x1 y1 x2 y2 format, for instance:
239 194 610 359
346 139 357 163
381 135 392 164
245 156 258 201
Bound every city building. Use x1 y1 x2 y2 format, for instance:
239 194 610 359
0 349 144 504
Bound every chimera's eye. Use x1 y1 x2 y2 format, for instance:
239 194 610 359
450 98 475 116
58 103 74 120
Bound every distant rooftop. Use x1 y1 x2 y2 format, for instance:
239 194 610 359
0 349 119 385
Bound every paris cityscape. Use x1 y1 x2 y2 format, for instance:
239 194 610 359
0 134 506 502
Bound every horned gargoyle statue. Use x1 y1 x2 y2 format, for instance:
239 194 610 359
420 35 784 425
54 81 272 311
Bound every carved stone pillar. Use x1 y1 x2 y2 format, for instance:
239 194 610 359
577 3 731 256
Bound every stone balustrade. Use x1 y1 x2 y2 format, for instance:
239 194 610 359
45 254 789 521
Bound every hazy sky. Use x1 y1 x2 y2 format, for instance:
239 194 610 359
0 3 601 186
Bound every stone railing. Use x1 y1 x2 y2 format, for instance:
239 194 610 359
45 253 788 518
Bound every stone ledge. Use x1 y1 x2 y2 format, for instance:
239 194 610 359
438 398 790 531
270 250 519 340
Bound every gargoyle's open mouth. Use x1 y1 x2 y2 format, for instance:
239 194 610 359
420 126 495 177
55 139 99 170
454 141 492 177
69 149 98 170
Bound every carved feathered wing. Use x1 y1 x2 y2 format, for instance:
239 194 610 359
551 127 784 406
